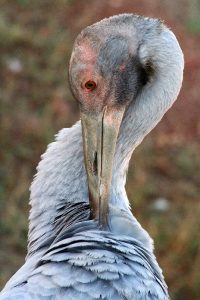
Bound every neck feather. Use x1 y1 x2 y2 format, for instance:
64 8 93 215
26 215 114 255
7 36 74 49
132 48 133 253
112 27 184 194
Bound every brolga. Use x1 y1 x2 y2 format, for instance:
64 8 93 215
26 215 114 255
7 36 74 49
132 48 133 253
0 14 184 300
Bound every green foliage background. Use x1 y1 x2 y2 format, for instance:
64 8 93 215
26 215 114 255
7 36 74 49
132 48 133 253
0 1 200 299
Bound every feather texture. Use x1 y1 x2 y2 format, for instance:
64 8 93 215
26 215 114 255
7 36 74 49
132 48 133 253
0 14 184 299
1 204 168 299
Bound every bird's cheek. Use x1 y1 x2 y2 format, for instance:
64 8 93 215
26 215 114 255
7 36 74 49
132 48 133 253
79 92 103 113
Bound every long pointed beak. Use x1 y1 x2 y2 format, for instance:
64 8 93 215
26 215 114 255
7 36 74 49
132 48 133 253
81 105 125 227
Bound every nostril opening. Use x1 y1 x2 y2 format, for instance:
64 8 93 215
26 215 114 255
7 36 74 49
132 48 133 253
93 151 98 176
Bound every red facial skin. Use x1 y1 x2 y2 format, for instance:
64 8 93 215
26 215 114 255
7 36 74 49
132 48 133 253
70 40 128 113
75 42 102 112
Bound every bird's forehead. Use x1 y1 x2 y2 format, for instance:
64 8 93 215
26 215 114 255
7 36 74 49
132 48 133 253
69 39 97 81
69 23 140 84
77 41 97 64
73 33 138 75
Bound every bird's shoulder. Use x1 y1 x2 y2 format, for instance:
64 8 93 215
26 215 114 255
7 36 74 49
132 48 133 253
1 203 168 300
15 219 168 299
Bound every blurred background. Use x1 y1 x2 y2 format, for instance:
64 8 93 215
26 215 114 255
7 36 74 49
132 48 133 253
0 0 200 299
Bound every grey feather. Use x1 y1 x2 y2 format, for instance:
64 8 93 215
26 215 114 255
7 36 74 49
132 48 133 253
0 13 184 300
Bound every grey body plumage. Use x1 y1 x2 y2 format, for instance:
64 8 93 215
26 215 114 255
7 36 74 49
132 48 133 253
0 14 184 299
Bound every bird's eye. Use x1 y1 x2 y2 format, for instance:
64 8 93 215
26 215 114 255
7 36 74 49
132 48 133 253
84 80 97 91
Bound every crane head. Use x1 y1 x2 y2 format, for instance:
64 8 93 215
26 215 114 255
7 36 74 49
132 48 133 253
69 16 148 227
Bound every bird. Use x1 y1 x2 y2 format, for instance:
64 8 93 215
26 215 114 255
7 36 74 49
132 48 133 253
0 14 184 300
